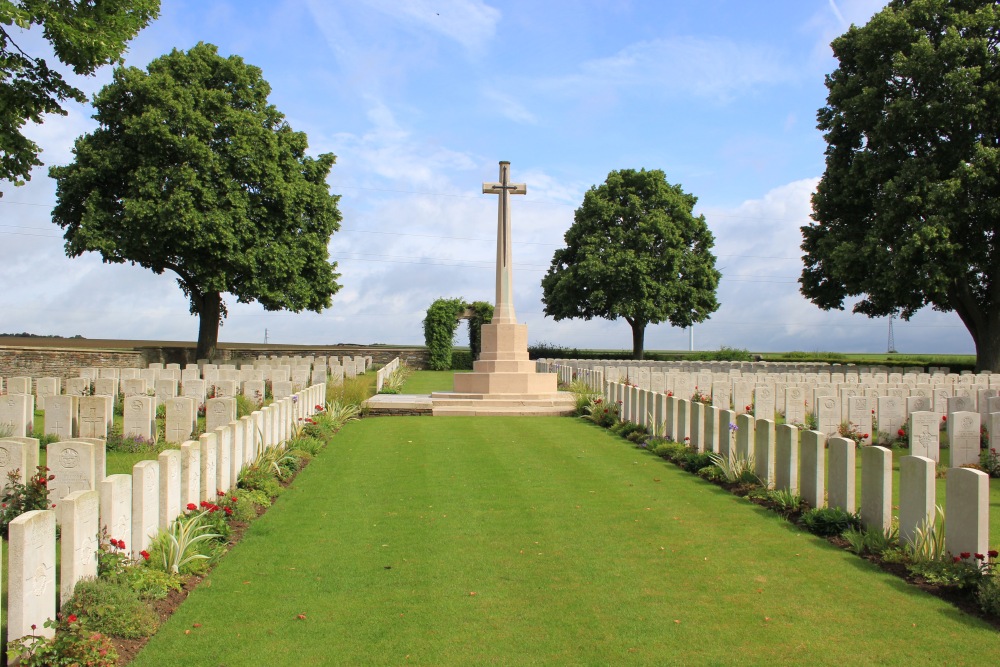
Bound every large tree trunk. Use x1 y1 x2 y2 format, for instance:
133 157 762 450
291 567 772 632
194 291 222 361
972 320 1000 372
949 284 1000 372
628 318 646 360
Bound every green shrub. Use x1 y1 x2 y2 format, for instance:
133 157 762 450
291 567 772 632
709 451 760 485
326 376 373 409
626 430 647 444
112 565 182 601
7 615 118 667
651 441 686 460
236 393 261 418
147 510 223 575
239 466 282 498
680 450 715 473
800 507 859 537
288 436 325 457
36 432 59 446
582 397 619 427
0 466 52 538
105 425 164 453
63 577 159 639
844 525 896 556
976 575 1000 616
767 488 803 514
697 465 724 482
908 557 984 589
450 349 473 370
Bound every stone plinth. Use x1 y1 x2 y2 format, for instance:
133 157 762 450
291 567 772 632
433 322 573 416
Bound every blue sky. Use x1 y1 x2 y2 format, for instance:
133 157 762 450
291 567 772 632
0 0 973 354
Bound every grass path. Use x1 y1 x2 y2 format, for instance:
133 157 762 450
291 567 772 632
133 417 1000 666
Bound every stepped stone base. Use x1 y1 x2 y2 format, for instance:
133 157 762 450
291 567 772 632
430 321 572 416
430 391 577 417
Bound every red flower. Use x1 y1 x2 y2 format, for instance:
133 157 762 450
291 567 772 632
217 490 225 497
224 507 233 515
68 614 78 623
315 404 323 411
862 434 869 439
200 501 209 507
187 503 197 511
975 553 985 560
989 550 999 558
942 415 948 421
960 552 971 559
140 550 150 561
897 429 905 437
953 556 961 563
745 405 752 412
231 497 238 502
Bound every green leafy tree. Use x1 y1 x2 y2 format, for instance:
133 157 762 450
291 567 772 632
0 0 160 191
801 0 1000 370
50 43 342 359
541 168 721 360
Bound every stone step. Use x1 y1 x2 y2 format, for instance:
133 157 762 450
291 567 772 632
432 405 577 417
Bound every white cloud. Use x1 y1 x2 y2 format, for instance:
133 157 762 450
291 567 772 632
481 87 537 124
363 0 501 53
540 36 798 105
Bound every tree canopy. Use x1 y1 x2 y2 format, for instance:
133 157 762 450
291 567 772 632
801 0 1000 370
0 0 159 191
541 168 720 360
50 42 342 359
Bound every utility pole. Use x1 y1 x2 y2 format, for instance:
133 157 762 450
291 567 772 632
264 328 269 345
887 317 897 354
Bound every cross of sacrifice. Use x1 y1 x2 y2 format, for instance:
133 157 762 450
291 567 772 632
483 161 526 324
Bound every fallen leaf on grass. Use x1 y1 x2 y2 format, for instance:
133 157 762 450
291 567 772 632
674 620 681 624
185 630 191 635
764 617 771 622
297 614 307 620
469 592 477 597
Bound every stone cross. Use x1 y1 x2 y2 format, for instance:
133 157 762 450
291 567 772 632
483 160 526 324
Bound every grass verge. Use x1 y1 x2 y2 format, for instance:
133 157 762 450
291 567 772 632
133 417 999 666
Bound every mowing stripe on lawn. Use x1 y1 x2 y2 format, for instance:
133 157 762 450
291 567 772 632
132 417 1000 666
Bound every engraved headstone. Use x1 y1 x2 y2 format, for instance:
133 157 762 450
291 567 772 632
131 460 159 556
78 396 109 439
948 411 981 468
47 441 96 503
206 397 236 434
99 474 132 547
165 397 196 444
59 489 100 601
123 395 155 441
8 509 57 641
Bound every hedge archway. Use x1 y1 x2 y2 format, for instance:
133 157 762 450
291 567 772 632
423 297 494 370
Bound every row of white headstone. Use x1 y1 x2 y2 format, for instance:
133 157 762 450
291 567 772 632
1 383 327 644
552 364 991 569
0 355 370 441
375 357 401 393
544 361 1000 454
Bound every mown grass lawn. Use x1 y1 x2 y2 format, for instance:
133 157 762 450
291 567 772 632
133 416 1000 666
399 370 464 394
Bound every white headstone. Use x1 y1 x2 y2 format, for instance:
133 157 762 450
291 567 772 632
58 489 100 602
131 460 159 556
8 509 56 641
46 441 96 503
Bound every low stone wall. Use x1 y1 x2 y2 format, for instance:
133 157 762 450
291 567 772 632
0 339 430 380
